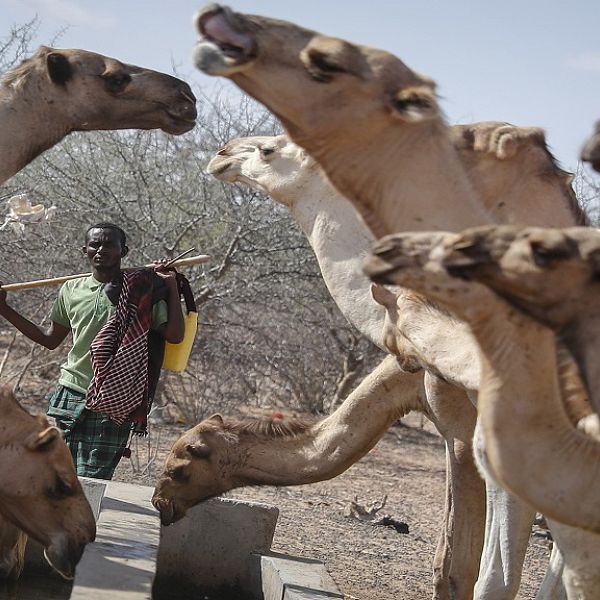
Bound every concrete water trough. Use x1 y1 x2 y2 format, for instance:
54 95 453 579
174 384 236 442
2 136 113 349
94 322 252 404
7 480 342 600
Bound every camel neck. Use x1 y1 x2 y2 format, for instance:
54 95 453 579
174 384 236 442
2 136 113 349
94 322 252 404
0 84 70 184
467 298 600 530
233 356 421 487
307 121 493 238
284 176 387 349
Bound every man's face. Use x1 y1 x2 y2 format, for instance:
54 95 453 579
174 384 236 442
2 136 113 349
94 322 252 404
83 228 127 271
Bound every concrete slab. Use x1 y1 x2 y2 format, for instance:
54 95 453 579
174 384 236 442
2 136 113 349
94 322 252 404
70 481 159 600
155 496 279 600
24 476 107 574
78 477 108 520
261 552 342 600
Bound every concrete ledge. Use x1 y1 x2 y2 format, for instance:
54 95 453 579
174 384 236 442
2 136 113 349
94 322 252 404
70 481 158 600
155 496 279 600
261 552 342 600
285 586 345 600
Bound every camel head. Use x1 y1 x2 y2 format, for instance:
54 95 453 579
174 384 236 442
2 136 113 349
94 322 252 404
3 46 197 135
438 225 600 326
193 6 440 153
581 121 600 172
364 230 502 323
0 387 96 579
365 230 455 292
207 134 315 204
152 414 236 525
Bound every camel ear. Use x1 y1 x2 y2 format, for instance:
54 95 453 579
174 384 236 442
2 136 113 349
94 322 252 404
206 413 224 425
0 385 17 406
46 52 73 86
185 442 211 460
370 283 397 308
582 247 600 280
25 427 60 451
389 86 438 122
301 36 367 82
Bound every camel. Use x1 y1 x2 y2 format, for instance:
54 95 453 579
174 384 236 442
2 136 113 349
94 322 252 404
423 225 600 416
0 45 197 185
205 133 487 598
581 121 600 172
192 8 585 598
0 386 96 579
153 356 423 519
363 230 600 599
173 125 573 598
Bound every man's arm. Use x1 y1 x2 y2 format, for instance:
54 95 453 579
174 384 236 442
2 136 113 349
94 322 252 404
153 268 185 344
0 287 70 349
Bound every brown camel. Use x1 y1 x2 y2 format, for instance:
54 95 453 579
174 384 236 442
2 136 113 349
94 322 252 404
424 224 600 419
0 386 96 579
364 230 600 599
152 356 424 523
581 121 600 172
0 46 197 184
204 126 573 598
192 7 584 598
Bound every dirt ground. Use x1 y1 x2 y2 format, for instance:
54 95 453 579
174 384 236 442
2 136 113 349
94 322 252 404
100 410 551 600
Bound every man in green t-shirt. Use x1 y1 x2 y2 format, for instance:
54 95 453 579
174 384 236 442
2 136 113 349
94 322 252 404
0 223 184 479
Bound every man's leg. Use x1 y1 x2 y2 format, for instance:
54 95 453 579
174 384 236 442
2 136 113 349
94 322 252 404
47 385 86 467
72 409 131 480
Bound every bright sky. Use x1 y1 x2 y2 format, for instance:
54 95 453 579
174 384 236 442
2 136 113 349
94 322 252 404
3 0 600 173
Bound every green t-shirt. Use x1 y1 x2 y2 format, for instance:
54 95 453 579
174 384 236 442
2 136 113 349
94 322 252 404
50 275 168 394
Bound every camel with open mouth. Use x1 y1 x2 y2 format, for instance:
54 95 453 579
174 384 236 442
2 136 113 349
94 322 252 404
190 6 585 598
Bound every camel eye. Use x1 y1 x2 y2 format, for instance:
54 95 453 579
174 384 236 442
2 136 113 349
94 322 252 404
102 72 132 93
48 475 75 500
307 51 348 81
530 241 571 266
260 146 276 157
170 466 189 482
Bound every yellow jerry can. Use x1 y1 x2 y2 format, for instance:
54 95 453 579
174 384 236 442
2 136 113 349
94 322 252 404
162 310 198 372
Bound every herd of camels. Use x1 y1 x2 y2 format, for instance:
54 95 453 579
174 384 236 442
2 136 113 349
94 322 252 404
1 4 600 599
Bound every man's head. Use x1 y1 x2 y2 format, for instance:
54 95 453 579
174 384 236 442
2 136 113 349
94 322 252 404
82 223 129 272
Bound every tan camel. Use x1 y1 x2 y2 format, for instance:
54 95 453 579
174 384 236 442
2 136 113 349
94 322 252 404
364 231 600 599
206 133 484 598
428 224 600 417
153 356 424 522
0 386 96 579
0 46 197 184
204 127 581 597
193 8 584 597
581 121 600 172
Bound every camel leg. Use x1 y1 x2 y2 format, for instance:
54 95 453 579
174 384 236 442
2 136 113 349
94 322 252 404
535 542 566 600
423 373 486 600
547 520 600 600
473 420 535 600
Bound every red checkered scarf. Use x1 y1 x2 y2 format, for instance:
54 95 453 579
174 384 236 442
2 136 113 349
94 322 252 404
86 269 153 425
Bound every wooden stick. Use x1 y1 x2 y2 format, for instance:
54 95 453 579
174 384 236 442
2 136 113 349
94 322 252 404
1 254 210 292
